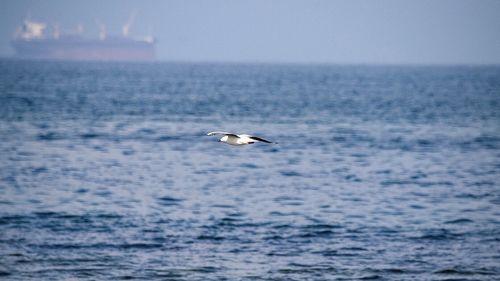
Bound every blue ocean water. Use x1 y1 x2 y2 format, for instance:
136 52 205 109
0 60 499 280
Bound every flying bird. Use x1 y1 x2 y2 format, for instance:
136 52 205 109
207 131 276 146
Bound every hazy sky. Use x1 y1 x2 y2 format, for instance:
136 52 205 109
1 0 499 64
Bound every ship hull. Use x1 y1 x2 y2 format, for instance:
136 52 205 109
11 38 156 61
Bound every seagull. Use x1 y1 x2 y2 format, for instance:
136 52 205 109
207 131 276 146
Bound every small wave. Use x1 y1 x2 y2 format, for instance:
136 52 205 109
240 163 259 169
136 128 156 135
0 215 29 225
344 174 362 182
33 211 63 218
274 263 338 274
37 131 66 141
444 218 473 224
412 228 462 240
434 267 497 276
365 267 416 275
0 95 34 106
27 212 122 221
279 170 302 177
196 235 225 241
155 135 183 142
297 225 343 239
79 132 101 139
296 229 336 238
269 211 301 217
30 166 48 175
410 204 426 209
121 149 135 155
32 242 163 250
301 223 343 230
313 249 362 257
157 196 184 206
210 204 235 209
472 135 500 150
119 243 163 249
274 195 302 202
273 196 303 206
380 179 453 188
380 179 414 186
264 147 279 153
359 275 382 280
417 181 454 187
203 217 250 229
151 270 184 279
339 246 368 251
263 234 287 241
183 266 220 273
455 193 491 199
117 275 136 280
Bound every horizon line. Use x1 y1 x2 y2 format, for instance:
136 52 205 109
1 56 500 67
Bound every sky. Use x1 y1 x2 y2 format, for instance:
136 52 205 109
0 0 499 64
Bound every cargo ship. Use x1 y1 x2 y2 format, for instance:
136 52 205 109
11 16 156 61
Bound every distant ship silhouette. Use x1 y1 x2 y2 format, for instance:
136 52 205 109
11 13 156 62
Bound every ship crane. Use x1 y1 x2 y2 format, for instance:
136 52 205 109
122 10 137 37
94 19 106 40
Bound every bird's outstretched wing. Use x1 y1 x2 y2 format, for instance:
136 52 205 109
207 131 232 136
249 136 273 143
207 131 240 138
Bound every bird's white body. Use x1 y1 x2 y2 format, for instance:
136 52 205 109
207 131 275 146
220 134 256 145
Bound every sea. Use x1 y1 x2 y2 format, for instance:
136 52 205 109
0 60 499 280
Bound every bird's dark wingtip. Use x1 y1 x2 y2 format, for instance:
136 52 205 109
249 136 273 143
